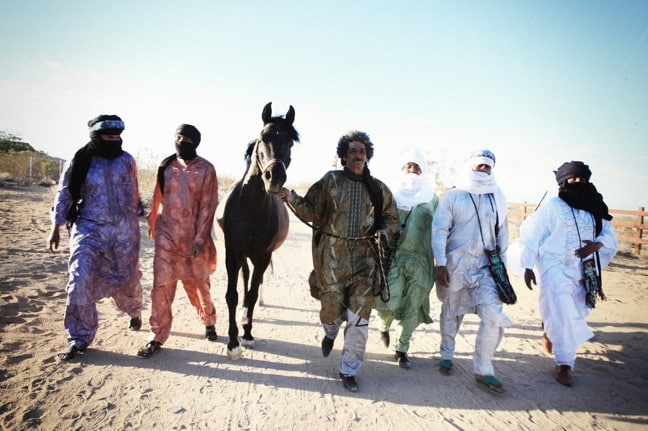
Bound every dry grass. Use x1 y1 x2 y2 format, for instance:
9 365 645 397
0 152 62 185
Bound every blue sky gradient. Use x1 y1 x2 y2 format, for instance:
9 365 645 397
1 1 646 208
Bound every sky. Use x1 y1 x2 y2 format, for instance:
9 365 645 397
1 0 646 209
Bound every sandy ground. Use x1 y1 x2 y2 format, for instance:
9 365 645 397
1 185 647 431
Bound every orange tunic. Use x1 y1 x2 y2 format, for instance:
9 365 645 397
146 156 218 343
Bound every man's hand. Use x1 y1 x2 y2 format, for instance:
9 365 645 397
48 225 60 254
524 268 536 290
436 265 450 288
191 241 203 258
576 240 602 259
279 187 294 204
374 229 388 245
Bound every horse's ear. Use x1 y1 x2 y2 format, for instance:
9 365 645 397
285 105 295 125
262 102 272 124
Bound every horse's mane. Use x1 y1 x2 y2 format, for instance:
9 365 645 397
244 140 256 167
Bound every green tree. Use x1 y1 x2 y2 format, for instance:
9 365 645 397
0 131 35 153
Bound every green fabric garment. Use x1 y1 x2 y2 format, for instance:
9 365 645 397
374 196 438 327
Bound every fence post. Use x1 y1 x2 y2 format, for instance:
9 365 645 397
635 207 645 256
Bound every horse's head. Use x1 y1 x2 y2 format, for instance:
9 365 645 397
248 102 299 194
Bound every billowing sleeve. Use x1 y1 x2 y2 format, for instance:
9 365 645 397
291 175 328 224
147 176 163 236
431 192 454 266
130 157 144 216
380 182 400 240
596 219 618 268
51 160 73 226
495 189 509 255
194 163 219 245
518 207 551 270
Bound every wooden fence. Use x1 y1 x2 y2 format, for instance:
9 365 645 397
507 202 647 256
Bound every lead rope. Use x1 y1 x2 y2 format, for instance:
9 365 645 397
285 200 374 241
285 200 391 302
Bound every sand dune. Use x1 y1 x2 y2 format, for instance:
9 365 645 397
1 185 647 430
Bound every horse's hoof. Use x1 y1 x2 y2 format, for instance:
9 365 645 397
241 338 255 348
227 346 243 360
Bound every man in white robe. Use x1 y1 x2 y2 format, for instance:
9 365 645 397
516 161 617 386
432 149 511 394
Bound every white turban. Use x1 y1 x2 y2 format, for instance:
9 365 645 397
399 148 427 173
466 148 496 168
392 148 436 210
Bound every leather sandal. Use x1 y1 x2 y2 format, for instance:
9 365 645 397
475 374 505 394
137 341 162 358
438 359 453 375
57 344 86 361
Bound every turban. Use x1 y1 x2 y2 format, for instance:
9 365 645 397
399 148 427 174
467 148 496 168
88 114 124 138
554 161 591 185
176 124 201 146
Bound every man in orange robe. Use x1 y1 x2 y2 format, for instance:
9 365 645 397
137 124 219 358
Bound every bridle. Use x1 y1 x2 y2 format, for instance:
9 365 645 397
252 135 289 182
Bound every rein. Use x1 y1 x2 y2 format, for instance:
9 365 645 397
285 201 374 241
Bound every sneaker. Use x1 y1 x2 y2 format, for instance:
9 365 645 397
339 373 359 392
321 336 334 357
129 317 142 331
205 325 217 341
396 351 411 369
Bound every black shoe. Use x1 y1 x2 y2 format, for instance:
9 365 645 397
380 331 390 348
321 336 334 357
129 317 142 331
205 325 217 341
396 351 411 369
339 373 359 392
555 365 573 387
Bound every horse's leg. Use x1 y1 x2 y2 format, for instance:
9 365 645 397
225 251 244 360
258 284 265 307
240 260 250 325
241 253 271 347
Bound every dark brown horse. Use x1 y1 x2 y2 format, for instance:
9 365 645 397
216 102 299 359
